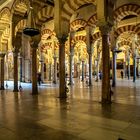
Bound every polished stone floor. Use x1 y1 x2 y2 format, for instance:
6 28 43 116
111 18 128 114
0 78 140 140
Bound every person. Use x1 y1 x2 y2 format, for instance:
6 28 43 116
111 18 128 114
99 71 102 80
121 71 123 79
38 73 42 86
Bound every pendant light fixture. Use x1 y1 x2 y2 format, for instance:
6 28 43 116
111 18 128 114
23 0 40 37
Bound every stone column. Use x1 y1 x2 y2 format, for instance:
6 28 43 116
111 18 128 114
58 35 67 98
19 56 22 82
53 56 57 84
127 54 130 80
88 52 92 85
0 53 5 90
49 63 52 81
40 60 44 82
13 51 19 92
100 25 111 103
86 26 93 86
123 61 126 78
112 51 117 87
69 47 74 85
31 47 38 94
133 54 136 82
81 61 84 81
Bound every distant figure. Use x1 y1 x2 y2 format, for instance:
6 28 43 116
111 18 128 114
38 73 42 86
121 71 123 79
99 71 102 80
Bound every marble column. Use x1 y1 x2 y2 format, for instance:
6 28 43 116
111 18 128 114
86 26 93 86
53 56 57 84
40 60 44 83
133 54 136 82
19 56 22 82
0 53 5 90
69 47 74 85
88 52 92 85
112 51 117 87
81 61 84 81
58 36 67 98
49 63 52 81
127 55 130 80
31 47 38 94
100 25 111 103
13 51 19 92
123 62 126 78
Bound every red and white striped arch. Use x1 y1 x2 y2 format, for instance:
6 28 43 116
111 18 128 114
41 42 52 53
41 29 53 40
36 6 54 25
71 35 86 46
92 32 101 43
87 13 97 27
118 40 132 48
62 0 96 22
114 24 140 39
15 19 27 36
114 4 140 22
70 19 87 31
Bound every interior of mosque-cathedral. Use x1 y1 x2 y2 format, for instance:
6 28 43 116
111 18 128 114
0 0 140 104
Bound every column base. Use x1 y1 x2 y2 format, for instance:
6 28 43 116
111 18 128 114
53 81 57 84
13 89 19 92
101 99 112 104
58 95 67 98
0 86 5 90
32 92 38 95
68 81 74 85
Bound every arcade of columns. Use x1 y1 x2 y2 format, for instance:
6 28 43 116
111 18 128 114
0 0 140 103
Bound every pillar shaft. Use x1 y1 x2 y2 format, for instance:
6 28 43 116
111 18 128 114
58 37 67 98
128 60 130 80
53 57 57 84
133 56 136 82
32 47 38 94
112 51 116 87
123 62 126 78
88 53 92 85
0 54 5 90
19 57 22 82
41 61 44 82
100 26 111 103
49 63 52 81
69 53 74 85
13 52 19 92
82 61 84 81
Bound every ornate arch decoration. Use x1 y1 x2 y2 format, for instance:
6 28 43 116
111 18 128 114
114 4 140 22
92 32 101 43
0 7 11 21
62 0 96 22
71 35 86 46
70 19 87 31
41 29 53 36
15 19 27 36
36 6 54 25
41 42 52 53
118 40 132 48
87 13 97 27
114 25 140 39
11 0 28 15
1 27 10 42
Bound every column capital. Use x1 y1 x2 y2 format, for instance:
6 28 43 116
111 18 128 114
57 34 68 45
99 23 112 35
0 52 6 58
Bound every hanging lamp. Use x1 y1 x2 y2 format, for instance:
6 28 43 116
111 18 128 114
23 0 40 37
